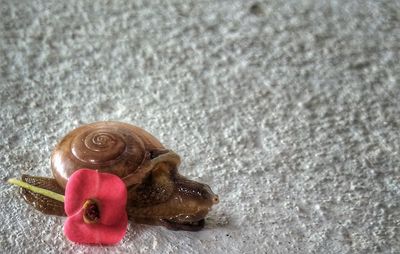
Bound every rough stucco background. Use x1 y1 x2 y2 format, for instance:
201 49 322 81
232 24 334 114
0 0 399 253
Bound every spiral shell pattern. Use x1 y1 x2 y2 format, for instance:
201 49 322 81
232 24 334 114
72 130 126 164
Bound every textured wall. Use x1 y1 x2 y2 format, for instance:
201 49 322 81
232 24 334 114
1 0 399 253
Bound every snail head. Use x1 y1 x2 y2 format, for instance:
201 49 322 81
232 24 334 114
126 151 219 231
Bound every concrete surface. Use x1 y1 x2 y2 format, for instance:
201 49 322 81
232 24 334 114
1 0 399 253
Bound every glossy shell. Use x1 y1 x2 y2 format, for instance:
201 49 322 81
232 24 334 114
51 121 164 188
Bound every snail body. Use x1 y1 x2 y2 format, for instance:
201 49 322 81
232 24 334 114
20 121 219 231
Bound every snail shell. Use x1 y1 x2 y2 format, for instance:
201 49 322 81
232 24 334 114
51 121 164 188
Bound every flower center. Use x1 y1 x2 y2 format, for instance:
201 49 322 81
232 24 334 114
83 199 100 224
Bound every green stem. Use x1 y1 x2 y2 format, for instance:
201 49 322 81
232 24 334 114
7 178 65 203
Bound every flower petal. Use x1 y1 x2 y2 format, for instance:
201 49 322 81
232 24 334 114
95 175 127 225
64 210 128 245
64 169 100 216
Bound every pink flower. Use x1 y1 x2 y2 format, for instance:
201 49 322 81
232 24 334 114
63 169 128 245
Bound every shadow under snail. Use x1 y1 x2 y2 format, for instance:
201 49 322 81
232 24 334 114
18 121 219 231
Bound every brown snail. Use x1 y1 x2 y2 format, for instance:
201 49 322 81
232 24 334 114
19 121 219 231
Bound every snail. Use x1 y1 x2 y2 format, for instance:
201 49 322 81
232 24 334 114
18 121 219 231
